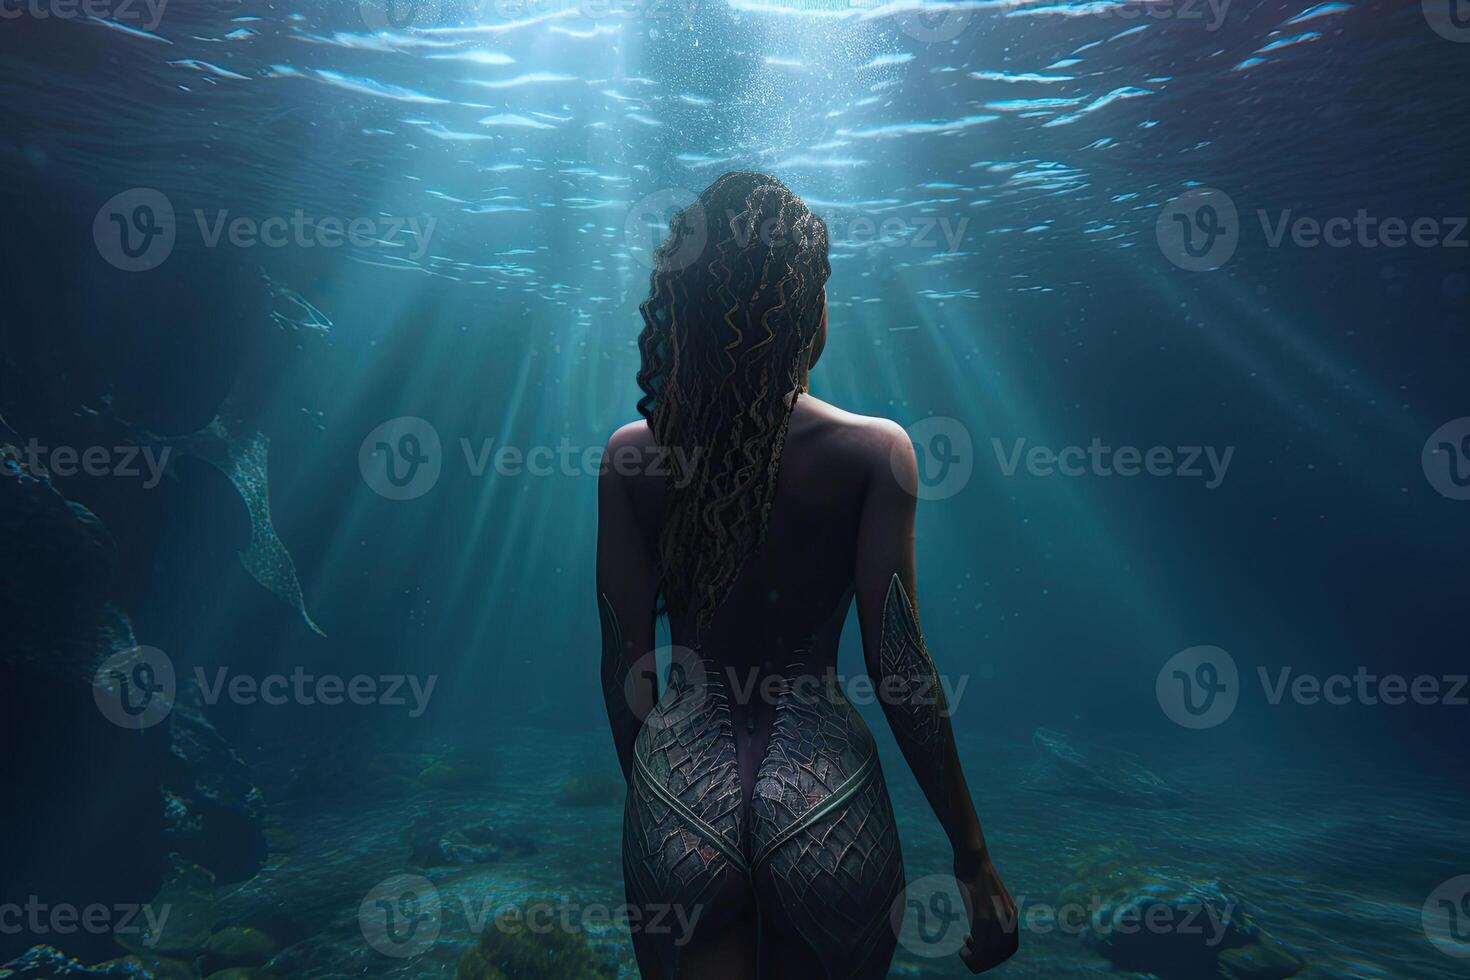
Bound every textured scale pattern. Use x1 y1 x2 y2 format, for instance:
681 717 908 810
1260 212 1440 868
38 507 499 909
879 574 948 759
623 656 746 959
623 657 906 977
749 670 904 978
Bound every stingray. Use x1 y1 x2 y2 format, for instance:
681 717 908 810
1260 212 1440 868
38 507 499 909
103 405 326 637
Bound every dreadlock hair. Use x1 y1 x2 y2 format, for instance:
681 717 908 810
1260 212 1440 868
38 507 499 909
635 172 831 636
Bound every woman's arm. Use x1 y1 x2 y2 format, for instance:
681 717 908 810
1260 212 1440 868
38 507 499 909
853 420 1018 974
596 424 659 782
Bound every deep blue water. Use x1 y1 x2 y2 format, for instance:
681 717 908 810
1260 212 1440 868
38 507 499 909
1 0 1467 977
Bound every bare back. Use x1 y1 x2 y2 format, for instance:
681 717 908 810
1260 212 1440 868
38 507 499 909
624 398 890 653
601 395 915 794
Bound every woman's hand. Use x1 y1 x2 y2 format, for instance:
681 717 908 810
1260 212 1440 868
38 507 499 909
954 854 1019 974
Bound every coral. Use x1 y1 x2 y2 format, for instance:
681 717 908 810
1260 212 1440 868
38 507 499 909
0 946 149 978
108 954 194 980
455 901 617 980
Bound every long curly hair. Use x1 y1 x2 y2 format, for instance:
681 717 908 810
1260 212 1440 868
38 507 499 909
635 172 831 634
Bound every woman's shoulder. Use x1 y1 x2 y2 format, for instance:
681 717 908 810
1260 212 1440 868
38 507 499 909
795 396 910 456
787 398 915 498
605 418 654 453
600 419 668 491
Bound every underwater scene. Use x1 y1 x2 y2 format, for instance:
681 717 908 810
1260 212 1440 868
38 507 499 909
1 0 1468 977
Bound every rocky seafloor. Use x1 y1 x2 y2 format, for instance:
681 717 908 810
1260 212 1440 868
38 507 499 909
7 722 1465 980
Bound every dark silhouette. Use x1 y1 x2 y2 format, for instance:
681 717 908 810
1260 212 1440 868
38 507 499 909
598 172 1017 978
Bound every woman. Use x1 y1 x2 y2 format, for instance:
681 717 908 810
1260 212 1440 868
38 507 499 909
597 172 1016 978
